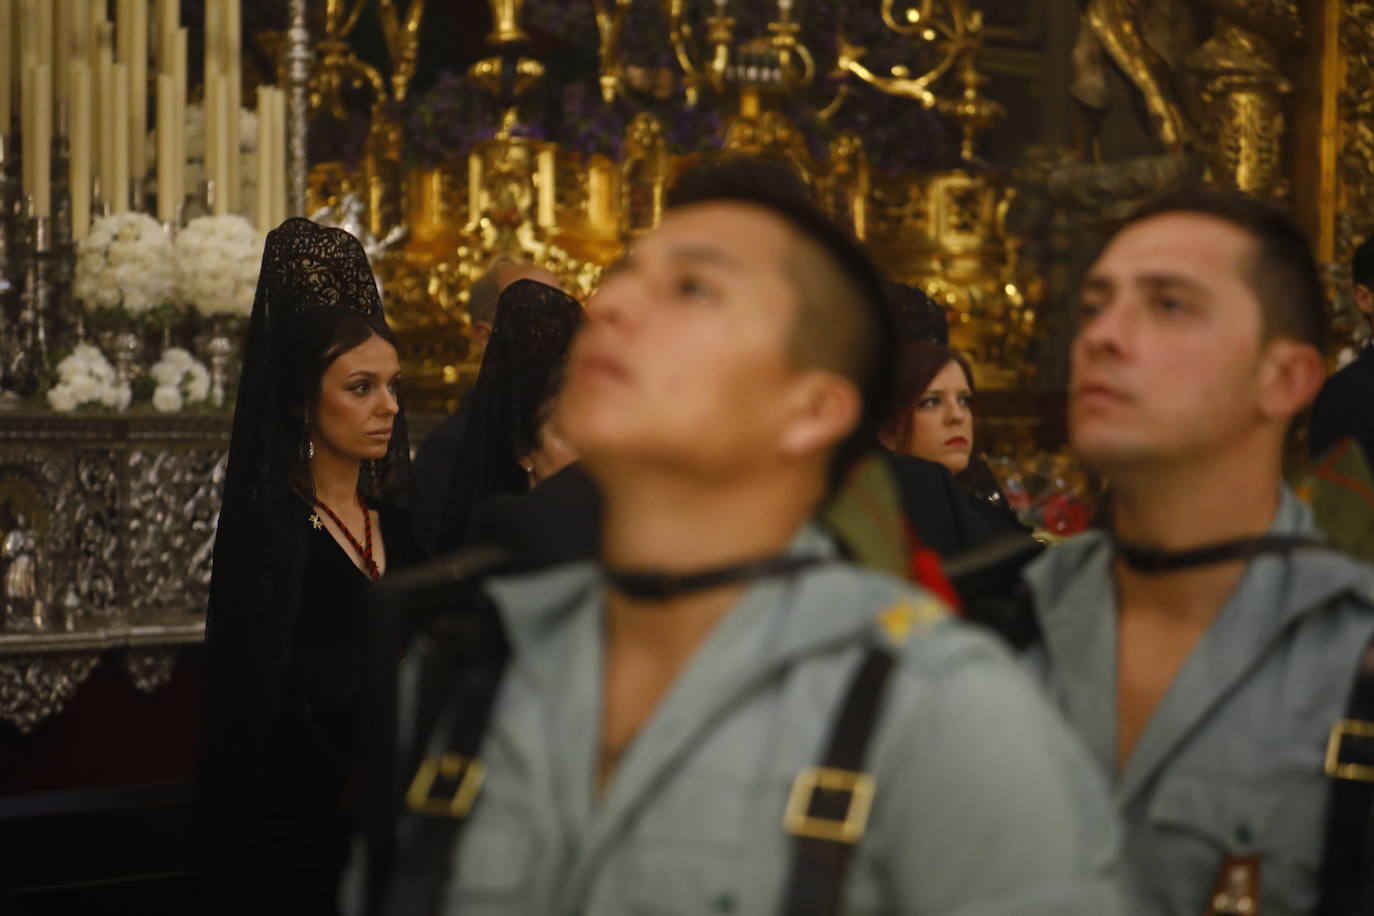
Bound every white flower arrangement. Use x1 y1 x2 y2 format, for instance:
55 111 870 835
148 347 211 413
73 213 177 316
175 215 264 318
46 344 131 412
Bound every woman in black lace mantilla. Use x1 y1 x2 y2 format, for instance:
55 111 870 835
431 278 583 553
194 218 423 915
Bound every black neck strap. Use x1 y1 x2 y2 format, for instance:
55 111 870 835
603 555 826 601
1112 533 1326 575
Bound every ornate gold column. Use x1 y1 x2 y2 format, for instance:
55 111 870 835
1188 5 1298 198
1290 0 1374 346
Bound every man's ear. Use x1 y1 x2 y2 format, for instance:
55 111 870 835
1257 339 1326 422
471 321 493 352
1354 284 1374 318
777 372 863 460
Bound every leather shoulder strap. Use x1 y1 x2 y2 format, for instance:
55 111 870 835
779 648 896 916
1316 627 1374 916
382 643 509 916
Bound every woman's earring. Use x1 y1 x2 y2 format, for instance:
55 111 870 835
302 438 314 460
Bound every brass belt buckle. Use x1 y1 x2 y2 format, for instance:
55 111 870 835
406 752 487 818
782 765 875 844
1324 718 1374 783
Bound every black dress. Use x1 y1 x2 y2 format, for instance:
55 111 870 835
255 504 422 915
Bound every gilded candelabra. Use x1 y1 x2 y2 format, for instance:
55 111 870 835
307 0 1040 406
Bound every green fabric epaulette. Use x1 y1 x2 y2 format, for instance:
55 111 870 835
1300 436 1374 563
821 453 912 579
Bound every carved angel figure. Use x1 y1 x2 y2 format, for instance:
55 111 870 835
1 520 40 629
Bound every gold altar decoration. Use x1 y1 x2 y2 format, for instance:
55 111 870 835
1054 0 1301 238
304 0 1038 408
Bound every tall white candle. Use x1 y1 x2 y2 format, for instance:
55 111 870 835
224 0 239 212
19 0 34 197
70 0 90 66
111 61 129 213
31 62 49 217
87 0 104 74
203 0 219 92
255 86 269 232
19 66 30 202
54 0 68 113
115 0 131 68
70 59 90 238
216 79 231 215
33 0 51 161
35 0 51 70
271 87 285 224
157 0 176 76
173 27 186 212
157 72 174 221
0 0 11 130
96 23 113 207
204 69 219 211
129 0 146 187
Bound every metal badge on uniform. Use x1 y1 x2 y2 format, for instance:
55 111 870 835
875 598 942 647
1205 854 1259 915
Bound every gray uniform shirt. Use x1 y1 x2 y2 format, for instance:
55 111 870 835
1022 486 1374 915
437 526 1124 915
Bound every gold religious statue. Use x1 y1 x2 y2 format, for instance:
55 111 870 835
1072 0 1299 198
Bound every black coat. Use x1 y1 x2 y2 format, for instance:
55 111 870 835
1310 345 1374 464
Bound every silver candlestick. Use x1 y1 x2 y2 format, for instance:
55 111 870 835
208 332 234 407
287 0 312 217
13 213 51 397
0 133 15 403
110 329 140 411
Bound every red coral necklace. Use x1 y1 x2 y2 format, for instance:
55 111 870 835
311 494 381 580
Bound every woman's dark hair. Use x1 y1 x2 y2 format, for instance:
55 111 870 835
280 307 399 495
882 340 974 452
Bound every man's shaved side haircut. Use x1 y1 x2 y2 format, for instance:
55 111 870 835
1120 187 1328 354
665 157 895 480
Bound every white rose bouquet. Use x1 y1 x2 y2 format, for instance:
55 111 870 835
73 213 176 317
148 347 211 413
46 344 131 412
175 215 264 318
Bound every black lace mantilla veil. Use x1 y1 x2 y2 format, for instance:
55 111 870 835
194 218 414 912
433 278 583 553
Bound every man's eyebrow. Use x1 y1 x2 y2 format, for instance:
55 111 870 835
1081 271 1209 296
1080 275 1113 296
1133 272 1208 295
668 244 747 270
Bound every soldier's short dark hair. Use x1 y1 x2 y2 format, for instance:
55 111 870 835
666 158 894 483
1119 187 1328 354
